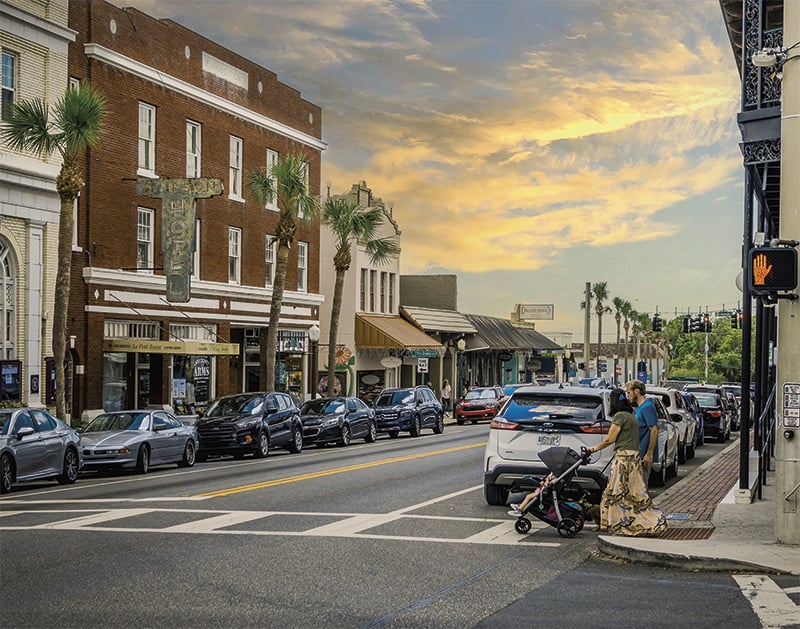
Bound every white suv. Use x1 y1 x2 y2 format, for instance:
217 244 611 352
647 386 698 463
483 386 614 506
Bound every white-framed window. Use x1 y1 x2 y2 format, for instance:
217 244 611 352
2 51 17 121
265 234 276 287
389 272 396 312
360 268 368 311
266 149 278 211
72 192 80 250
69 76 80 91
0 238 17 359
186 120 201 178
380 272 387 313
297 241 308 292
229 136 243 200
137 208 154 273
192 219 200 278
369 270 377 312
228 227 241 284
138 102 156 174
297 160 309 218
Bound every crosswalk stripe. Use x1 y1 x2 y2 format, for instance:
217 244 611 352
733 575 800 628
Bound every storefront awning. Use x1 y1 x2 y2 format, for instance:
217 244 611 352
355 314 444 352
463 314 562 352
103 339 239 355
400 306 477 335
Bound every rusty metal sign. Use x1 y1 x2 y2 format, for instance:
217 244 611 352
137 177 223 302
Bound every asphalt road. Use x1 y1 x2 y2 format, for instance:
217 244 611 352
0 425 790 628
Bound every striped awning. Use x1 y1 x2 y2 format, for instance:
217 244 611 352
355 314 444 351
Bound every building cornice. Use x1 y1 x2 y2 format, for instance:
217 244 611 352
1 1 77 46
83 43 327 152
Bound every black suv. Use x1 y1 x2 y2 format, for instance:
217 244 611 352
196 391 303 460
373 386 444 438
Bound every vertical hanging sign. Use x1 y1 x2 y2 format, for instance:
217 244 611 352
137 177 224 302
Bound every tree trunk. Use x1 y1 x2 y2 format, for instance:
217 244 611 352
53 193 75 421
327 268 346 395
261 240 290 390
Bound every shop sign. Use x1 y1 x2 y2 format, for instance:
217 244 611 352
380 357 403 368
410 349 437 358
103 339 238 355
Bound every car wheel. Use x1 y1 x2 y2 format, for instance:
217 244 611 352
57 448 79 484
388 431 399 439
667 450 678 479
687 439 696 460
135 444 150 474
484 482 509 506
253 431 270 458
678 439 687 464
717 431 726 444
433 413 444 434
0 454 13 494
339 424 351 447
456 418 464 426
288 425 303 454
649 463 666 487
410 415 421 437
178 440 196 468
196 452 208 463
365 421 377 443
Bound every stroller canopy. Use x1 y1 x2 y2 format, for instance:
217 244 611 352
538 447 581 476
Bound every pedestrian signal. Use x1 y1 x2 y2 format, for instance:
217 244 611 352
748 247 798 293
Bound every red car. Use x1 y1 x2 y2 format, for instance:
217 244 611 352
455 386 505 424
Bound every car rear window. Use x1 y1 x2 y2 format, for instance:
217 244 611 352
502 394 605 423
694 393 718 406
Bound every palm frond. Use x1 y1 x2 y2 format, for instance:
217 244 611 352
0 98 56 157
364 236 401 266
56 84 106 156
247 168 276 206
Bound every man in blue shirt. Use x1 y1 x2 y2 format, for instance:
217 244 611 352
626 380 659 473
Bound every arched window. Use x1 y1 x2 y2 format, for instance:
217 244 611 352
0 238 16 359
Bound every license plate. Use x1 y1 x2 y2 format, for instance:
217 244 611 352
538 434 560 446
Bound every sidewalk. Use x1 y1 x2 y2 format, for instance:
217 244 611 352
597 440 800 575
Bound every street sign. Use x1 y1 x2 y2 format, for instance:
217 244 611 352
417 357 429 373
410 349 437 358
516 304 555 320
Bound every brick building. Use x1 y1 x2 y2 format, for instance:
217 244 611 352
67 0 325 420
0 0 73 407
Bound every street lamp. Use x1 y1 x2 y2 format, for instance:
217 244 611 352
308 324 320 399
457 338 466 398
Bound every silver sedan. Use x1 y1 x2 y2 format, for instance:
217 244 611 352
0 407 82 493
80 410 198 474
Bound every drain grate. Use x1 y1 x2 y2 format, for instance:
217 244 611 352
661 527 715 540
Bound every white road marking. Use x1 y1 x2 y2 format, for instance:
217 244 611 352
391 484 483 514
734 575 800 628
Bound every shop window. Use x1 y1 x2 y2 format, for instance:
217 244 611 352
172 355 211 416
103 352 128 412
0 360 21 402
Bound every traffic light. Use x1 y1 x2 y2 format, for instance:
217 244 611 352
690 315 702 332
652 314 662 332
702 314 711 333
682 316 690 333
748 247 798 294
730 312 738 329
738 310 744 329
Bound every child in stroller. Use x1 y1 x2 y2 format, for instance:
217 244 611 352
508 446 596 538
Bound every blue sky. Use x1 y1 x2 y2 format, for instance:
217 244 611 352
120 0 745 340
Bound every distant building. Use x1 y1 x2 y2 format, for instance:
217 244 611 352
0 0 74 407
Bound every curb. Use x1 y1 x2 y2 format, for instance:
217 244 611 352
596 536 785 574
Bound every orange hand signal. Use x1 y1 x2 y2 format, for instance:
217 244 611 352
753 253 773 286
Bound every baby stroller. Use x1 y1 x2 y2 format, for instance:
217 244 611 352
512 446 594 538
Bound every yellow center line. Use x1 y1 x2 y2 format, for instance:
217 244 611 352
196 442 485 498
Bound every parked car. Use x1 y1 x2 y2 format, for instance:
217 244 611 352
502 382 536 397
645 395 681 487
720 388 741 430
483 386 614 506
80 410 198 473
373 386 444 438
455 386 505 424
196 391 303 460
680 391 705 447
693 392 732 443
647 386 697 463
0 408 82 493
300 397 377 447
578 377 613 389
684 383 738 430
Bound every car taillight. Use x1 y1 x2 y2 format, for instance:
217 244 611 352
580 422 610 434
490 417 518 430
707 410 721 418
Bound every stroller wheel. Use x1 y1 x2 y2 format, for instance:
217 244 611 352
557 518 579 538
514 518 532 534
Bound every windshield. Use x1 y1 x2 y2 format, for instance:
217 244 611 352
0 411 12 435
501 394 604 423
85 412 148 432
301 399 345 415
375 391 413 406
205 395 263 417
465 389 497 400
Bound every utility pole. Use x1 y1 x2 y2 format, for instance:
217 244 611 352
776 0 800 545
583 282 591 379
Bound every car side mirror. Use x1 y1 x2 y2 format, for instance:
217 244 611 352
16 426 35 439
670 413 683 422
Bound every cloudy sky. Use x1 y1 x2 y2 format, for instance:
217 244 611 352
119 0 745 340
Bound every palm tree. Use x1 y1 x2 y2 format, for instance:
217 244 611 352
612 296 626 383
591 282 612 349
321 195 400 394
2 85 106 420
620 301 633 382
248 154 319 390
